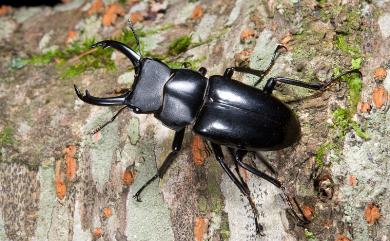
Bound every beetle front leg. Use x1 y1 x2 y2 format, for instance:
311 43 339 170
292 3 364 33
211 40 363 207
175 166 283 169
198 67 207 76
223 45 286 84
133 128 185 202
211 143 265 236
89 106 128 135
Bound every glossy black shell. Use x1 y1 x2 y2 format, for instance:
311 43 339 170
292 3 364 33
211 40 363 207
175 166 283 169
193 76 300 151
155 69 208 130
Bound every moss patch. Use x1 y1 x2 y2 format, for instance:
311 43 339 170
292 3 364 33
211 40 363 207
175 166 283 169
0 127 16 147
315 143 334 167
335 35 361 58
333 63 362 114
168 35 192 55
304 229 318 241
24 28 150 79
333 108 369 141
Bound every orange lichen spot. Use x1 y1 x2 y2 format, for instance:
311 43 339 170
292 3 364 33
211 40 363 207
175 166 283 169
302 205 314 221
358 102 371 113
122 168 135 186
373 67 387 82
372 86 388 109
0 5 12 16
102 3 125 26
194 217 208 241
234 49 252 65
92 227 103 238
88 0 104 16
348 175 357 187
335 234 351 241
281 33 293 45
364 203 380 225
66 31 77 43
240 28 256 42
55 160 67 199
55 180 67 200
102 207 112 218
192 135 209 166
191 5 204 20
127 0 139 6
64 145 77 181
129 11 144 24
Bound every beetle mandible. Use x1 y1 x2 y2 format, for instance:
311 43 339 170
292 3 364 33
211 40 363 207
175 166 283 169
74 24 361 236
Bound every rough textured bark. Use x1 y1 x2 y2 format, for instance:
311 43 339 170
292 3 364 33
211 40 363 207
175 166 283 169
1 0 390 241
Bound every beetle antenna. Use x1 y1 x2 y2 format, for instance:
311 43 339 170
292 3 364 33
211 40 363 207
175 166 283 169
127 19 142 58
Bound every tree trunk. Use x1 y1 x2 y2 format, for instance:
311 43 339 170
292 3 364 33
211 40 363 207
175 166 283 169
1 0 390 241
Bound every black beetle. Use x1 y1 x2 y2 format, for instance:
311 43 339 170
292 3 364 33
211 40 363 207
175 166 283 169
74 25 360 236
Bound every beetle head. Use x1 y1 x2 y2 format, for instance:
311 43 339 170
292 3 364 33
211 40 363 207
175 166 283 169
74 23 172 113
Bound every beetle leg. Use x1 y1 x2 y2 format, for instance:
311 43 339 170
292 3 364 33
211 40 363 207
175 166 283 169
89 106 128 135
232 150 310 227
198 67 207 76
211 143 265 236
133 128 185 202
223 45 286 83
230 149 281 188
254 152 277 175
263 69 362 94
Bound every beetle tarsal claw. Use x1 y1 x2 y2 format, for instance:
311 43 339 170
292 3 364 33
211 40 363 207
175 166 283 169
133 194 142 202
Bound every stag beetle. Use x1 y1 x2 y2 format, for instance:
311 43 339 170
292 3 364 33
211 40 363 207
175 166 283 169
74 24 360 236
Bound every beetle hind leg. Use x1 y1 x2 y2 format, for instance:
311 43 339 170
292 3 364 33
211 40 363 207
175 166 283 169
242 152 311 225
211 143 265 236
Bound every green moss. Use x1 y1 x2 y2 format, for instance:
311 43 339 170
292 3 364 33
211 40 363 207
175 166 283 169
333 63 362 114
333 108 350 136
315 143 334 167
166 56 206 70
335 35 361 58
0 127 16 147
220 212 230 240
28 49 63 65
23 27 149 78
304 229 317 241
197 195 208 213
168 35 192 55
333 108 369 141
351 121 369 140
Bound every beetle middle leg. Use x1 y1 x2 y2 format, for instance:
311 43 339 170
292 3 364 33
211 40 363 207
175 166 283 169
263 69 362 94
211 143 265 236
133 128 185 202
